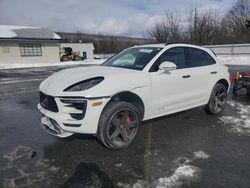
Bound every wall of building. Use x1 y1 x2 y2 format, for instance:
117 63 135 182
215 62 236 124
60 43 94 60
0 40 60 64
204 43 250 55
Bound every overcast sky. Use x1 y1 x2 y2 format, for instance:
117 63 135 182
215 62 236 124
0 0 236 37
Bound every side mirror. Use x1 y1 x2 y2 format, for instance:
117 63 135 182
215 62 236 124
159 61 177 71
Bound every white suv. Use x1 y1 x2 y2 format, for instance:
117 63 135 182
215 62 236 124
38 43 230 149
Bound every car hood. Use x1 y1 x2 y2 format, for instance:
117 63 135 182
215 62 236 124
40 65 150 97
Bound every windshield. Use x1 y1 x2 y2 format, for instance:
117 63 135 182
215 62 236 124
102 47 162 70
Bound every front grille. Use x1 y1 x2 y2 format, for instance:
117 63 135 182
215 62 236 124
39 92 58 112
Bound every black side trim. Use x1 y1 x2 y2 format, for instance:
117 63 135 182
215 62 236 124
58 96 110 100
63 123 81 127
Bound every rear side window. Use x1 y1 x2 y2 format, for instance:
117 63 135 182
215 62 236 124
204 52 216 64
186 48 216 68
150 47 185 72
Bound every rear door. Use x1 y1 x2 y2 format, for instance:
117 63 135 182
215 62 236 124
184 47 217 105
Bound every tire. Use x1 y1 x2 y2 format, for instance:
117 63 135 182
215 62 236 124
232 85 238 96
61 55 68 62
247 86 250 97
204 83 228 115
97 101 141 150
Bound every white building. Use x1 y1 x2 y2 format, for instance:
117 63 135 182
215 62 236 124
60 43 94 60
0 25 61 64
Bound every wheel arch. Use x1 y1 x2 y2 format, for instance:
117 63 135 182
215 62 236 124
103 91 145 120
216 79 230 90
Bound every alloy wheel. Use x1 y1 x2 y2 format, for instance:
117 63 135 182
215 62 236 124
107 109 139 147
213 87 227 113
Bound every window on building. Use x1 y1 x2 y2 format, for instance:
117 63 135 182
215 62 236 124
19 43 42 57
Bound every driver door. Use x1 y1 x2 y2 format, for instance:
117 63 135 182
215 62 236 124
149 47 194 117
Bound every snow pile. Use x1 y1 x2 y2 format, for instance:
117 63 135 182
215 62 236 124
3 145 36 161
153 165 201 188
217 55 250 66
220 100 250 135
152 151 211 187
118 151 210 188
0 59 106 70
193 151 210 160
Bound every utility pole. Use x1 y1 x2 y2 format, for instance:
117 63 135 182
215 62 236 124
193 8 198 43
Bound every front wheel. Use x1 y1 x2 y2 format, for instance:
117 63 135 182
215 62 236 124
204 83 228 115
97 101 141 150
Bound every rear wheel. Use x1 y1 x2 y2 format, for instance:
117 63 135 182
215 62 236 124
204 83 228 115
233 84 238 95
97 101 140 150
247 86 250 97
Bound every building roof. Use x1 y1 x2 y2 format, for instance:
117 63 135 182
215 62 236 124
0 25 61 40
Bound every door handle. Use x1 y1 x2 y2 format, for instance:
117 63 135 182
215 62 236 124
182 75 191 78
210 71 217 74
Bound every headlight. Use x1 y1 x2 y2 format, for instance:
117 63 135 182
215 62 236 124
64 77 104 92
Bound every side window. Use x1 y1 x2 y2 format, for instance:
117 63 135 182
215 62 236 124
186 48 216 68
204 52 216 65
150 47 185 72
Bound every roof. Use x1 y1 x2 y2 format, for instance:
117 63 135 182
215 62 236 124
0 25 61 40
133 43 213 54
135 43 203 49
134 43 166 48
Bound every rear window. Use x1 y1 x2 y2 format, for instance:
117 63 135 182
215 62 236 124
186 48 216 68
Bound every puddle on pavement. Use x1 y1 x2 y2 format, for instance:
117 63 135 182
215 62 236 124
62 162 114 188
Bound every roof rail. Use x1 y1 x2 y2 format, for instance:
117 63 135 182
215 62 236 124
165 42 195 46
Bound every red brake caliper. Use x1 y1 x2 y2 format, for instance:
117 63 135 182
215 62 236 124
120 112 124 129
126 115 133 135
126 116 131 124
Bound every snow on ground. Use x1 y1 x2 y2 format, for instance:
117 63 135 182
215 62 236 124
193 151 210 160
153 165 202 188
0 54 249 70
152 151 211 188
118 151 210 188
0 59 105 70
217 55 250 66
220 100 250 136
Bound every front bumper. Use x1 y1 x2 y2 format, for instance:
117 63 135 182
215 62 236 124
38 92 110 137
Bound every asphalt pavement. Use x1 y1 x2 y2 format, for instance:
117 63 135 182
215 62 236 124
0 65 250 188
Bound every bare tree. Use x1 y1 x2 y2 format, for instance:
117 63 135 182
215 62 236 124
147 0 249 45
187 8 221 45
222 0 250 43
147 10 183 43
